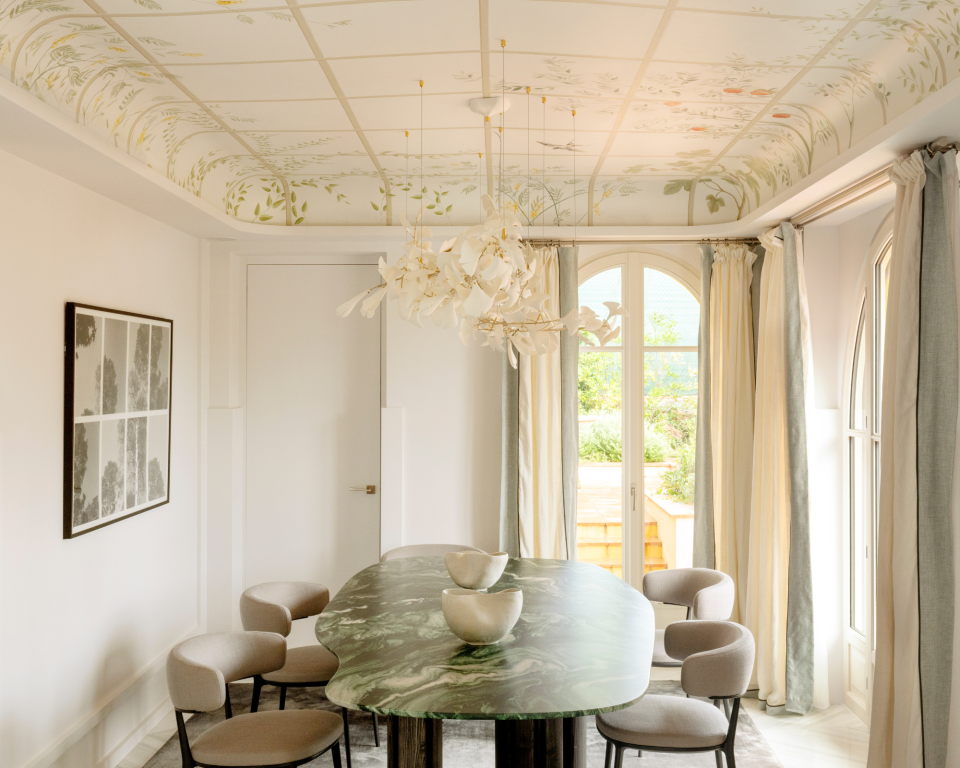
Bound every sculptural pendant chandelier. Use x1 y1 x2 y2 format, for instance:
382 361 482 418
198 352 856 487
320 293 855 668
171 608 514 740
338 52 623 366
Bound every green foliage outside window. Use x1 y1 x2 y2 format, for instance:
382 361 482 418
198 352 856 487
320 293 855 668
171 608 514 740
579 414 623 463
645 311 697 504
576 309 698 504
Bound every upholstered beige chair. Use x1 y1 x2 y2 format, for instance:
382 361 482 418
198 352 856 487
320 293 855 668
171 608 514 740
379 543 482 562
642 567 735 667
596 621 755 768
167 631 343 768
240 582 376 768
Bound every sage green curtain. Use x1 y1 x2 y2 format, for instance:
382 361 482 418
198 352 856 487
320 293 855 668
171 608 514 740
869 148 960 768
693 225 816 715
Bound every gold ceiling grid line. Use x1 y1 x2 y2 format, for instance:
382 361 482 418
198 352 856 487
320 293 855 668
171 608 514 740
285 0 393 225
110 93 811 109
684 0 886 226
529 0 856 23
585 0 678 225
77 0 295 225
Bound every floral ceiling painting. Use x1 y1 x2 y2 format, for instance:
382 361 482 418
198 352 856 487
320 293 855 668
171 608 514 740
1 0 958 227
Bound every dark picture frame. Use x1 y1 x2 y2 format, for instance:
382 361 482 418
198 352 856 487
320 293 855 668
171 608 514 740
64 303 173 539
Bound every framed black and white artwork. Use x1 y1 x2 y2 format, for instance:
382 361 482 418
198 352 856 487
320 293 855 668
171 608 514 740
64 303 173 538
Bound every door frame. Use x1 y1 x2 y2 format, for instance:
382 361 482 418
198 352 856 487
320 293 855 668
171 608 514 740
200 244 386 632
577 248 700 591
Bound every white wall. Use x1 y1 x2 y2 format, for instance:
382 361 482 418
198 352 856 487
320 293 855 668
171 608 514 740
383 304 502 552
803 225 845 705
0 147 200 768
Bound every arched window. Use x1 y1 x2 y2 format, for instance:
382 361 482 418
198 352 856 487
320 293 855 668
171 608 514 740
843 235 891 724
577 253 700 589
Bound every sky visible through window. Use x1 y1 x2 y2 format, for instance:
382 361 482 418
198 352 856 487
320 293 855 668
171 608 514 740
644 269 698 346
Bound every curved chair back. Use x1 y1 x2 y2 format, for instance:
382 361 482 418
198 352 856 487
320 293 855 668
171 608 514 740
239 581 331 636
664 621 755 699
642 567 734 620
167 632 286 713
380 544 482 562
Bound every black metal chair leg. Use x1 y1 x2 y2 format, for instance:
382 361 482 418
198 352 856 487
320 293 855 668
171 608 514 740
223 686 233 719
250 677 263 714
373 713 380 747
279 685 287 711
331 740 342 768
604 741 613 768
341 707 352 768
725 743 736 768
638 749 643 757
175 711 196 768
613 744 625 768
723 698 731 719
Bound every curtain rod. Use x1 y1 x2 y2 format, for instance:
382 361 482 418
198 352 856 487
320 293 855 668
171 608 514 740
521 237 760 246
790 141 958 226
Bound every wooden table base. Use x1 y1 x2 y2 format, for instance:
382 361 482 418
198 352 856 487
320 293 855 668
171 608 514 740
386 716 443 768
384 715 586 768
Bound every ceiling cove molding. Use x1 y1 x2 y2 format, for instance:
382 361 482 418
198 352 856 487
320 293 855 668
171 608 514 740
5 69 960 243
4 70 960 243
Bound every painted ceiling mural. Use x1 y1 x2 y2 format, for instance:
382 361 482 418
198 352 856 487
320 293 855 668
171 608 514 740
0 0 958 227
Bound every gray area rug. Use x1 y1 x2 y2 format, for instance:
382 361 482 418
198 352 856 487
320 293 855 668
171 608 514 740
145 681 782 767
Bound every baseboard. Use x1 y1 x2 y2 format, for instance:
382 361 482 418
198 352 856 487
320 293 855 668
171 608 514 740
21 626 199 768
95 696 174 768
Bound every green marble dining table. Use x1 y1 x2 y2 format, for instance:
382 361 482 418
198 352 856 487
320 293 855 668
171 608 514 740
315 556 654 768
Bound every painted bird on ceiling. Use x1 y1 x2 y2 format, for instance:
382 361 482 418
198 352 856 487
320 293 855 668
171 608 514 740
536 140 585 152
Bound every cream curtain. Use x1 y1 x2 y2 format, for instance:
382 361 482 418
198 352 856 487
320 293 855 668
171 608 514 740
500 246 579 559
709 244 757 625
868 152 924 768
745 229 792 710
518 248 565 558
690 224 818 715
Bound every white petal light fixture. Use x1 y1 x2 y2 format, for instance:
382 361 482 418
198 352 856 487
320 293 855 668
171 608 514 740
337 196 623 366
337 62 624 366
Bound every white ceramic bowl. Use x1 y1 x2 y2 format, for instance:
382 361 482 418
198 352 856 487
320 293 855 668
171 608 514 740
441 588 523 645
444 550 509 591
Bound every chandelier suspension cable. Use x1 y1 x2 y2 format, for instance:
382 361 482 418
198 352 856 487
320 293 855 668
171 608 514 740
405 130 409 223
419 79 424 244
479 150 483 223
336 48 623 365
542 96 546 240
572 108 577 244
500 39 505 219
526 85 531 240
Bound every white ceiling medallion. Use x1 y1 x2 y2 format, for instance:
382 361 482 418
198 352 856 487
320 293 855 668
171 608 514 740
468 97 511 117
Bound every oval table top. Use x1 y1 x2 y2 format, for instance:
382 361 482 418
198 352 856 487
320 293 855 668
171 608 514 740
315 556 654 720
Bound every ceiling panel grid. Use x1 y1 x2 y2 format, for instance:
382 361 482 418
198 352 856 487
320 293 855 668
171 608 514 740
0 0 956 227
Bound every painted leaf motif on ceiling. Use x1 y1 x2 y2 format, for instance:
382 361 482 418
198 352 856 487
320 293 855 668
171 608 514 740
0 0 957 227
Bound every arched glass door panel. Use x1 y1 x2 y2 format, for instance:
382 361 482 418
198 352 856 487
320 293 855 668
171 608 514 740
576 258 699 582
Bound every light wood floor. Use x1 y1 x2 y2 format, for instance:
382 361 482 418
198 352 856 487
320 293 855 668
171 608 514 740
120 674 869 768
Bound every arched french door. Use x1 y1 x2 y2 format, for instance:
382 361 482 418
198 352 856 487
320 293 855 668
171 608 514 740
843 234 892 724
577 252 700 591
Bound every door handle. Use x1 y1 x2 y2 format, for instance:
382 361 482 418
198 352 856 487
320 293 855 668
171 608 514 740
350 485 376 495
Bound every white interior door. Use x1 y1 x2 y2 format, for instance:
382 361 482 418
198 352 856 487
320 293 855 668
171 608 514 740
246 264 380 644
